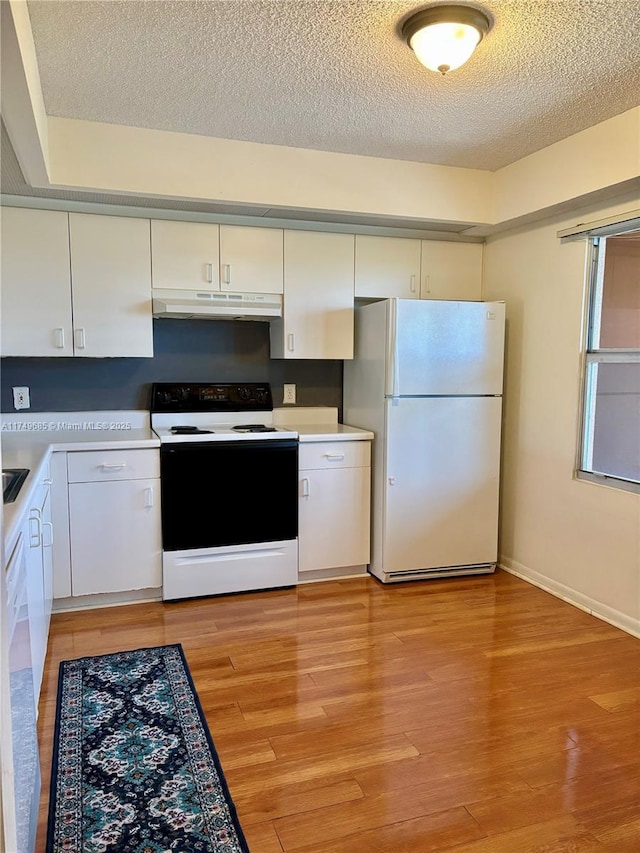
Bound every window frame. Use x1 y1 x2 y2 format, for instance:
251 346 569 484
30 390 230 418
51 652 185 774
576 234 640 494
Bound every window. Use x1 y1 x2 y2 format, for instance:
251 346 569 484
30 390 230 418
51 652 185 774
580 230 640 491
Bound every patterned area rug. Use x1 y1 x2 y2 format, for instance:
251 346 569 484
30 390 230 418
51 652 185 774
47 644 249 853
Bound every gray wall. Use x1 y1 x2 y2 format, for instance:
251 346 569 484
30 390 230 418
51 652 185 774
1 319 343 414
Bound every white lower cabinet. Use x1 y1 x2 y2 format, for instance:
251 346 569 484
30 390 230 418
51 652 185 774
67 449 161 596
4 533 40 853
298 441 371 575
18 465 54 706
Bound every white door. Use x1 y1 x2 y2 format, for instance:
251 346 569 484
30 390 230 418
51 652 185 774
69 214 153 357
390 299 505 396
355 235 421 298
421 241 483 301
151 219 220 291
1 208 73 356
299 467 370 572
219 225 283 293
271 231 354 359
69 479 162 595
383 396 502 573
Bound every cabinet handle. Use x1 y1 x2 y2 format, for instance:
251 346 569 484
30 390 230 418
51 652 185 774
29 509 42 547
388 477 396 486
100 463 126 471
74 328 86 349
206 263 214 284
54 328 65 348
323 453 345 461
43 521 54 547
43 478 53 485
287 333 295 352
410 274 417 293
423 274 431 295
144 487 154 509
222 264 231 285
301 477 310 498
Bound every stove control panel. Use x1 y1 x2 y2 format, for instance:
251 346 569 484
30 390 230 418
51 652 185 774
151 382 273 412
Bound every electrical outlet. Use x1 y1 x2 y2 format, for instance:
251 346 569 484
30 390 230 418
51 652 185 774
13 386 30 410
283 384 296 405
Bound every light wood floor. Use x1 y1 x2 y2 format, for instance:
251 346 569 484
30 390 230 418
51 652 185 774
36 571 640 852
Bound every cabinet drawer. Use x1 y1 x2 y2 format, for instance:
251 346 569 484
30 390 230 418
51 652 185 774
67 449 159 483
299 441 371 471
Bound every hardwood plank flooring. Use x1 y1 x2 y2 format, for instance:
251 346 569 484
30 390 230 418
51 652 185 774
35 571 640 851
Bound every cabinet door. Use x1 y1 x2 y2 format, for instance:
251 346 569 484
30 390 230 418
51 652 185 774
24 507 46 702
51 452 71 600
299 467 370 572
355 235 421 299
151 219 220 291
420 241 483 301
41 488 54 636
1 208 73 356
69 214 153 357
219 225 283 294
69 478 161 596
271 231 354 359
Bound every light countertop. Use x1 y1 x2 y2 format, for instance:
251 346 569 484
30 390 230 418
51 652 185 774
272 406 373 442
284 423 374 442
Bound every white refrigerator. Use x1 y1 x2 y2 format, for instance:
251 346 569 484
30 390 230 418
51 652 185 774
343 298 505 583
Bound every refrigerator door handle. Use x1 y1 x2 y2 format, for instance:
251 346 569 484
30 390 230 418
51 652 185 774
386 299 399 397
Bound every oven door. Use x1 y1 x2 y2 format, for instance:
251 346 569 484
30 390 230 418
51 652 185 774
160 438 298 551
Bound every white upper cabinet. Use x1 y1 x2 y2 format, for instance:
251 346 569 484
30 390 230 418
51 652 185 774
354 235 421 299
420 241 483 301
219 225 283 293
151 219 220 291
69 214 153 357
1 209 153 358
1 208 74 356
270 231 355 359
353 234 484 302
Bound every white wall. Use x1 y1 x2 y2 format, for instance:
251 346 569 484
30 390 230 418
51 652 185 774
47 117 494 226
484 192 640 637
492 107 640 224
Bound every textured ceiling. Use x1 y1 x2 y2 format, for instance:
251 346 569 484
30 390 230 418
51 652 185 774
25 0 640 172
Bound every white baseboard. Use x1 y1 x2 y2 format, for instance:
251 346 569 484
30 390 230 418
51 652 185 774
499 556 640 640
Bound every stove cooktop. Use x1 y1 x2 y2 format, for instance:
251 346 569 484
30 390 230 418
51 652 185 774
151 382 297 443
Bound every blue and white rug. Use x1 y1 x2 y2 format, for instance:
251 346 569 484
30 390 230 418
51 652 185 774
47 644 249 853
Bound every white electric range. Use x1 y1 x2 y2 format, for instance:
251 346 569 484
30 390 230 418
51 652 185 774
151 382 299 600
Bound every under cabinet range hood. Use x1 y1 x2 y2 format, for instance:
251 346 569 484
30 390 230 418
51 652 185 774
152 289 282 321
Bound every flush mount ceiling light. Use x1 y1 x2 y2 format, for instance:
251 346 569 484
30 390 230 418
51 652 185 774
402 4 491 75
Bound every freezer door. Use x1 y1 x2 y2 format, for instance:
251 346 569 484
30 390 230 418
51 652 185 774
389 299 505 396
382 396 502 573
